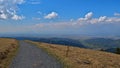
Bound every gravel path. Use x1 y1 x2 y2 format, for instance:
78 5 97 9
10 41 63 68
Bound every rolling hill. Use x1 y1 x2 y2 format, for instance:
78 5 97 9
80 38 120 53
13 37 120 53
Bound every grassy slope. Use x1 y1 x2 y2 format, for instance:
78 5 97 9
0 38 19 68
26 40 120 68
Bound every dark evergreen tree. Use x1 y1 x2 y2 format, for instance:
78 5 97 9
116 48 120 54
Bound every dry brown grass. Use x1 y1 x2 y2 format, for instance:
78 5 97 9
0 38 19 68
26 40 120 68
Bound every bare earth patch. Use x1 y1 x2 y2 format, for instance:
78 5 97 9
0 38 18 68
26 40 120 68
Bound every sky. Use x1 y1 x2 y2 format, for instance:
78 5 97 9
0 0 120 37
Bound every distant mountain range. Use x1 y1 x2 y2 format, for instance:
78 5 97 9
5 37 120 54
80 38 120 49
14 37 86 48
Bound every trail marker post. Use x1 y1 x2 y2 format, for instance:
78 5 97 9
66 46 70 57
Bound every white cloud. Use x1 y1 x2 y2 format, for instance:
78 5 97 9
114 12 120 16
44 12 58 19
13 0 25 4
12 14 25 20
85 12 93 20
0 0 25 20
35 22 78 29
105 17 120 23
0 13 7 19
34 12 120 29
78 12 120 24
78 12 93 22
98 16 107 22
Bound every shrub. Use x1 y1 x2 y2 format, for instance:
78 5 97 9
115 48 120 54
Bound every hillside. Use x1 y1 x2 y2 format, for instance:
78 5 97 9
27 40 120 68
15 37 86 48
80 38 120 49
0 38 18 68
14 37 120 53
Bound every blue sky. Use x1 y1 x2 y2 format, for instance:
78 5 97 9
0 0 120 36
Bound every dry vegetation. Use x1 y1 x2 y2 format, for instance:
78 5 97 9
27 40 120 68
0 38 18 68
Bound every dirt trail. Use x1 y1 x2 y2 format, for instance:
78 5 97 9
10 41 62 68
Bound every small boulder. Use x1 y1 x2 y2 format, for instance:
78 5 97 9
83 60 91 64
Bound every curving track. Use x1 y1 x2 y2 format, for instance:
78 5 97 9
10 41 63 68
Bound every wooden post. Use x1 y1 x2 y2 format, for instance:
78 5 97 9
66 46 70 57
